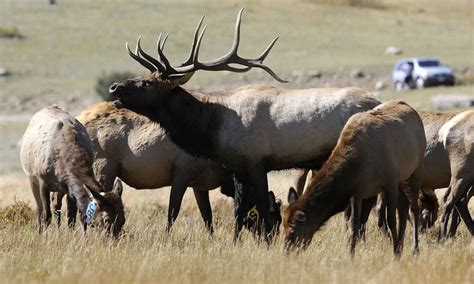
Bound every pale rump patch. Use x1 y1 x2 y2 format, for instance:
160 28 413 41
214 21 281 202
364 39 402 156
438 110 473 148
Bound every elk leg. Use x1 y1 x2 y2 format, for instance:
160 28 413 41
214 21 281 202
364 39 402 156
250 168 271 242
447 208 461 238
405 169 422 255
38 179 52 231
359 196 377 242
396 192 409 254
166 177 188 232
52 191 65 227
384 182 400 256
293 169 309 196
453 190 474 236
344 206 351 233
439 178 470 240
376 194 389 237
349 197 362 256
233 174 247 242
66 193 78 228
193 188 213 234
30 178 43 234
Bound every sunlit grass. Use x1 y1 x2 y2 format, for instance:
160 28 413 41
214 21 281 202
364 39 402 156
0 172 472 283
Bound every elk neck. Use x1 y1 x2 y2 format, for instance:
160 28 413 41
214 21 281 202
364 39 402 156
151 87 222 159
300 144 358 230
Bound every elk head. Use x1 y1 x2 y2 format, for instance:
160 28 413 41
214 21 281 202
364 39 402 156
283 187 314 251
419 190 438 231
85 179 125 238
109 8 287 107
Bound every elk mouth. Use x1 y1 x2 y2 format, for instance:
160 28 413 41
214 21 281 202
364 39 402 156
109 82 129 98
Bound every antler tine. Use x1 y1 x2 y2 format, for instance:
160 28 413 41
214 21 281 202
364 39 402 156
160 33 168 50
135 36 166 73
229 8 244 56
191 24 207 67
179 15 205 67
201 8 243 65
251 63 289 83
256 37 279 62
126 40 157 73
157 33 173 72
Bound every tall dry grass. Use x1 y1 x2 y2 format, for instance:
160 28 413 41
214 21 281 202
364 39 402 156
0 172 472 283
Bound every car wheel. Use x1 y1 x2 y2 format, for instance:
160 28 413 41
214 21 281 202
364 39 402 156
415 77 425 89
395 81 405 92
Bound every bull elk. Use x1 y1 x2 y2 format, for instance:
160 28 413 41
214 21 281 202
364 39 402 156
20 106 125 237
108 8 380 240
283 101 426 256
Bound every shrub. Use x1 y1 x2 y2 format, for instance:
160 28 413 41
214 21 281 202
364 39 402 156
95 71 135 101
0 26 23 39
0 199 34 229
306 0 383 9
456 69 474 86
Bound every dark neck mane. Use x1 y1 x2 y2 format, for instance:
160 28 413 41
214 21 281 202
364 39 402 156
144 87 222 159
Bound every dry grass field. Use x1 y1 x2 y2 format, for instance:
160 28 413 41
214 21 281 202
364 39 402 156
1 172 473 283
1 0 473 283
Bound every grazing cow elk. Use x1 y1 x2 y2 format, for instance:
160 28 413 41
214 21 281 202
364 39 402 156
437 109 474 239
295 111 472 237
52 101 282 234
108 8 380 240
20 106 125 237
283 101 426 256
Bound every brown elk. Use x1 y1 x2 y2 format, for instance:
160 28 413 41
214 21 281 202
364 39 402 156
376 111 473 238
52 101 282 234
293 111 473 237
107 8 380 240
283 101 426 256
20 105 125 237
437 109 474 239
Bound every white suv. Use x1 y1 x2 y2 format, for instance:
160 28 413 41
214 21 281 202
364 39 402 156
392 57 455 91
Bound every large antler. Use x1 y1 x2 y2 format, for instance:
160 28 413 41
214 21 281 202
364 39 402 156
126 8 287 83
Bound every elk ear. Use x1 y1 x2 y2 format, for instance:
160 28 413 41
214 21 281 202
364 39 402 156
113 179 123 197
86 185 108 206
268 191 278 212
294 210 306 223
288 187 299 204
170 72 194 86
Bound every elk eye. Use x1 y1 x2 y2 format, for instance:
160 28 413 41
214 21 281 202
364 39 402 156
294 210 306 223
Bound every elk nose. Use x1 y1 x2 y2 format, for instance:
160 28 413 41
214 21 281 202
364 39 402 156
109 82 119 94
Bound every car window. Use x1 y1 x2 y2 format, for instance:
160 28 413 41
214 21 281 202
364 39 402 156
398 62 413 72
397 62 406 70
418 60 440 67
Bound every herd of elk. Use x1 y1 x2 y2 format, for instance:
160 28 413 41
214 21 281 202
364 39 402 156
52 101 281 234
19 9 472 257
109 8 380 240
292 110 474 241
